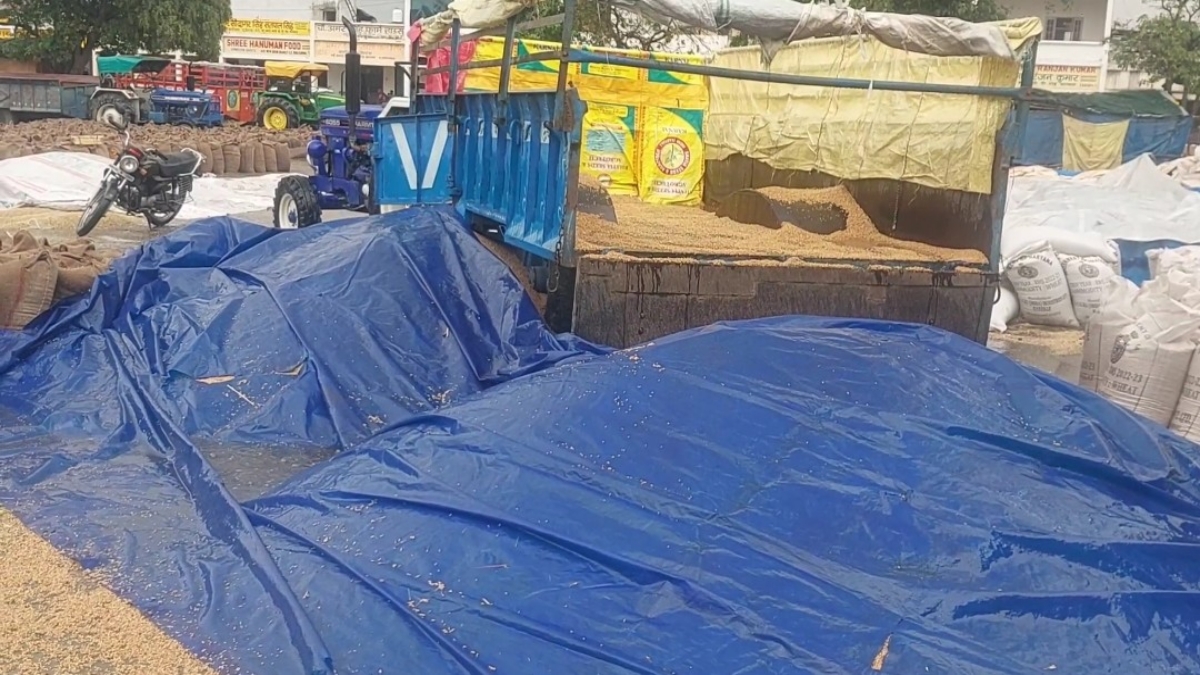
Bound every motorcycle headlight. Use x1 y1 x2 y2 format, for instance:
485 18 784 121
118 155 139 174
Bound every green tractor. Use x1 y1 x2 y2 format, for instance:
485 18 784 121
254 62 346 130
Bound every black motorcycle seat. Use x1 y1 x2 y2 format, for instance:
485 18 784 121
154 151 199 178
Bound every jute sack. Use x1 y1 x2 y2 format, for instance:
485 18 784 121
274 143 290 172
238 143 255 174
0 251 58 329
211 144 226 175
223 145 241 174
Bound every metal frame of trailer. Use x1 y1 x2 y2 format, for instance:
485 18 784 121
373 2 1040 346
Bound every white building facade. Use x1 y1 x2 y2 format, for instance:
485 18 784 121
1007 0 1161 92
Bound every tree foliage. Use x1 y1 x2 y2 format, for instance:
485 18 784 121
0 0 231 73
1109 0 1200 99
524 0 674 50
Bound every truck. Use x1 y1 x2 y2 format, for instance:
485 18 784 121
101 55 267 125
285 5 1042 347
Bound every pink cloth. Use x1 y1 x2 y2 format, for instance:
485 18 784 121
423 40 477 94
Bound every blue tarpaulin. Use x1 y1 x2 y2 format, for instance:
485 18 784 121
4 210 1200 674
1014 90 1192 167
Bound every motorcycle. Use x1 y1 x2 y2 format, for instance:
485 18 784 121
75 109 203 237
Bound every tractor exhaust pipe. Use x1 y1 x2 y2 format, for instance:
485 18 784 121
342 16 362 118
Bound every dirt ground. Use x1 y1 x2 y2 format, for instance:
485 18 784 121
988 324 1085 384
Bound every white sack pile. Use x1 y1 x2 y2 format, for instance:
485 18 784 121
990 225 1121 332
1080 251 1200 438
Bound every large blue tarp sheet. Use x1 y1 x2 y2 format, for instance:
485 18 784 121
4 210 1200 674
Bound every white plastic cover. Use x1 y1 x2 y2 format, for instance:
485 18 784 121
1006 154 1200 244
0 152 291 220
609 0 1022 60
417 0 534 50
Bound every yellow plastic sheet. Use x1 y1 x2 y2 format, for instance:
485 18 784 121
1061 115 1129 172
463 37 708 204
706 19 1041 195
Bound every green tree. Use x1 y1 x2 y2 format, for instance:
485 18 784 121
0 0 231 74
1110 0 1200 106
524 0 673 50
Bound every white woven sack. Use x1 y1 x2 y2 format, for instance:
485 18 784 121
1098 288 1200 425
1080 277 1139 392
1005 242 1078 328
1059 253 1120 326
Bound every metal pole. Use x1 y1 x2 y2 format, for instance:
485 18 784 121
496 16 517 124
422 49 560 77
552 0 579 127
554 0 581 281
446 17 461 198
567 50 1029 100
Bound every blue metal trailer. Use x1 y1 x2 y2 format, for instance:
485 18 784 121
370 6 1040 345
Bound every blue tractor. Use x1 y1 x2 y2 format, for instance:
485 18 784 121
271 20 392 229
272 104 383 229
94 55 225 128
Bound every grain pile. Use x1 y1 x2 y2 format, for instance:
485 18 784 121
0 119 313 175
577 185 987 264
0 509 219 675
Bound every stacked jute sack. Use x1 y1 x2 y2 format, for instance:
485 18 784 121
1078 248 1200 440
0 230 113 329
991 226 1123 332
0 119 312 176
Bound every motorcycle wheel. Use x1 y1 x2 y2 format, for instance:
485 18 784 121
145 199 184 228
76 183 116 237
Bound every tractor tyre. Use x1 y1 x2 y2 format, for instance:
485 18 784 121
273 175 322 229
258 99 300 131
92 93 133 126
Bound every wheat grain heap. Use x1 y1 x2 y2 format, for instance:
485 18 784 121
0 509 219 675
577 185 987 264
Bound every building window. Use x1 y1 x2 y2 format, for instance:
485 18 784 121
1046 17 1084 41
322 8 337 21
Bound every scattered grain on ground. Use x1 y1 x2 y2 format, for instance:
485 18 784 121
0 508 219 675
475 233 548 315
578 186 987 264
0 207 156 254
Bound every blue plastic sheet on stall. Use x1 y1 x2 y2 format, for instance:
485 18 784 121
5 211 1200 674
1015 110 1191 168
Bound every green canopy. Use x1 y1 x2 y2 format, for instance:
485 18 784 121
1027 89 1188 118
97 55 173 76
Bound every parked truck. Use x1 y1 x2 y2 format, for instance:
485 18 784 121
0 66 221 127
282 5 1042 347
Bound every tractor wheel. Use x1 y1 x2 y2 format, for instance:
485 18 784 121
273 175 322 230
92 93 133 125
258 99 300 131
